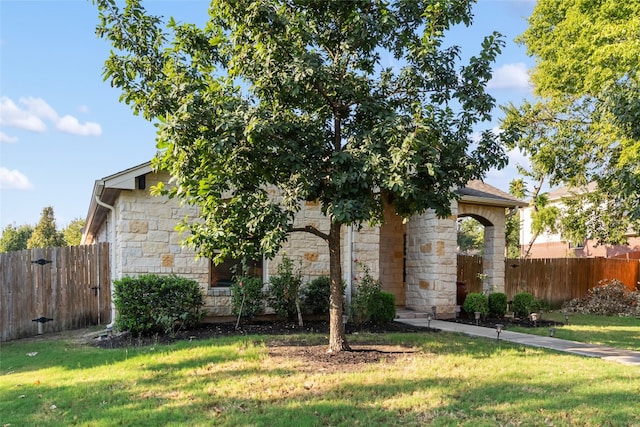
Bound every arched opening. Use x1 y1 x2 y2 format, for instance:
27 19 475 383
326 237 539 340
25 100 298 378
457 203 507 297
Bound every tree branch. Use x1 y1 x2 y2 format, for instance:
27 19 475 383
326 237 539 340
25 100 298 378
290 225 329 241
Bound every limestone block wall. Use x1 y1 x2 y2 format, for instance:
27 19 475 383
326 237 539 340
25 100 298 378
272 200 332 281
405 205 458 318
95 171 515 320
94 171 227 316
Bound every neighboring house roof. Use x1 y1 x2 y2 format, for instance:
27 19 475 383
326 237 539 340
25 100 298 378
81 162 526 243
546 182 598 202
457 180 528 208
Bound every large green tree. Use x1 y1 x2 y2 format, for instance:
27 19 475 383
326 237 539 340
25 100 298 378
27 206 66 249
62 218 86 246
501 0 640 245
0 223 33 252
96 0 506 352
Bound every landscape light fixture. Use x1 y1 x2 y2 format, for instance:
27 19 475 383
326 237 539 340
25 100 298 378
496 324 503 341
530 312 538 327
426 312 432 328
563 310 570 325
474 311 481 326
549 327 556 337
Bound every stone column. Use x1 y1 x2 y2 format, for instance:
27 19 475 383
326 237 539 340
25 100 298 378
483 223 506 293
405 206 458 318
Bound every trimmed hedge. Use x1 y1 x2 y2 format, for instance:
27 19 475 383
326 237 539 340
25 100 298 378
463 292 489 317
488 292 508 317
113 274 205 336
512 292 535 318
368 291 397 323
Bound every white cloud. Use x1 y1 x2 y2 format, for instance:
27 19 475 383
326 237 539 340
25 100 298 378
20 97 58 122
0 131 19 143
0 96 102 137
488 62 531 90
0 167 33 190
0 96 47 132
57 115 102 136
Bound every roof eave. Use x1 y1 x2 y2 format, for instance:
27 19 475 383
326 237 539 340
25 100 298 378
459 194 529 209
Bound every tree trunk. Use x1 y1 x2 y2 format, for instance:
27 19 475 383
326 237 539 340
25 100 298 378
327 221 350 352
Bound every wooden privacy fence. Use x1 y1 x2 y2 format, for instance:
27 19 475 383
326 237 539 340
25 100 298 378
505 257 640 307
0 243 111 341
458 255 640 307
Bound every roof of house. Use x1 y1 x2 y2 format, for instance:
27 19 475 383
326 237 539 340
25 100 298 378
546 182 598 201
81 162 527 243
457 180 528 208
82 162 154 244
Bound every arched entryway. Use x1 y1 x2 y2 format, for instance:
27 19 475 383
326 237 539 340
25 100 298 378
457 202 507 294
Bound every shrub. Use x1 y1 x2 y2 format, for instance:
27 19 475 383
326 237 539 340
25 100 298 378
488 292 508 317
563 279 640 316
113 274 205 336
368 291 397 323
301 276 331 315
512 292 535 318
463 292 488 317
231 276 264 321
265 255 303 320
351 261 383 324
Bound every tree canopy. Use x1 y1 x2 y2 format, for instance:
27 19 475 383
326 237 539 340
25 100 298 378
62 218 86 246
501 0 640 245
27 206 66 249
0 224 33 253
96 0 507 351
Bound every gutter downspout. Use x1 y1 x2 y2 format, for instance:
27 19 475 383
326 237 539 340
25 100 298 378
344 225 353 315
95 195 117 328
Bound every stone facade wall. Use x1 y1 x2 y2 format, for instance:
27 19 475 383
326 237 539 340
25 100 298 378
404 205 458 318
273 200 332 281
94 169 512 319
95 172 227 316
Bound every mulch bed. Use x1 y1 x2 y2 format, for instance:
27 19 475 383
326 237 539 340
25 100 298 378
447 314 564 329
91 315 563 371
94 319 436 349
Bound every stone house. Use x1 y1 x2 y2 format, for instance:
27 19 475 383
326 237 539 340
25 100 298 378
81 162 526 321
520 183 640 259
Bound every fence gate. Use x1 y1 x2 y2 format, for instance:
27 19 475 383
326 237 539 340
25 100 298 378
0 243 111 341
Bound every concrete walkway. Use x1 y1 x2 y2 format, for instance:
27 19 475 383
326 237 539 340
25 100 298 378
395 315 640 366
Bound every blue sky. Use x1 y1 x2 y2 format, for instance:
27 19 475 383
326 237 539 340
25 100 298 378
0 0 536 231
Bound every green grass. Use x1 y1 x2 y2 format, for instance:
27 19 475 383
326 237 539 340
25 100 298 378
1 327 639 427
508 312 640 351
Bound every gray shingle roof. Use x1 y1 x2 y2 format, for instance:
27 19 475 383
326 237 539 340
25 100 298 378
458 180 528 208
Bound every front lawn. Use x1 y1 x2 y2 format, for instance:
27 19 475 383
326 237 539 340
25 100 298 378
507 312 640 351
1 328 638 426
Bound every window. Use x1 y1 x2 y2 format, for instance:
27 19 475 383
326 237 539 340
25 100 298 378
210 256 263 287
568 240 585 249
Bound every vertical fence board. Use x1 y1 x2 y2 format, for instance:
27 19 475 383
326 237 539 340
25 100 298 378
495 256 640 307
1 244 110 342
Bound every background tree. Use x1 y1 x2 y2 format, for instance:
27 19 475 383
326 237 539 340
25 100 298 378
500 0 640 245
62 218 86 246
96 0 506 352
27 206 65 249
457 218 484 256
0 224 34 252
